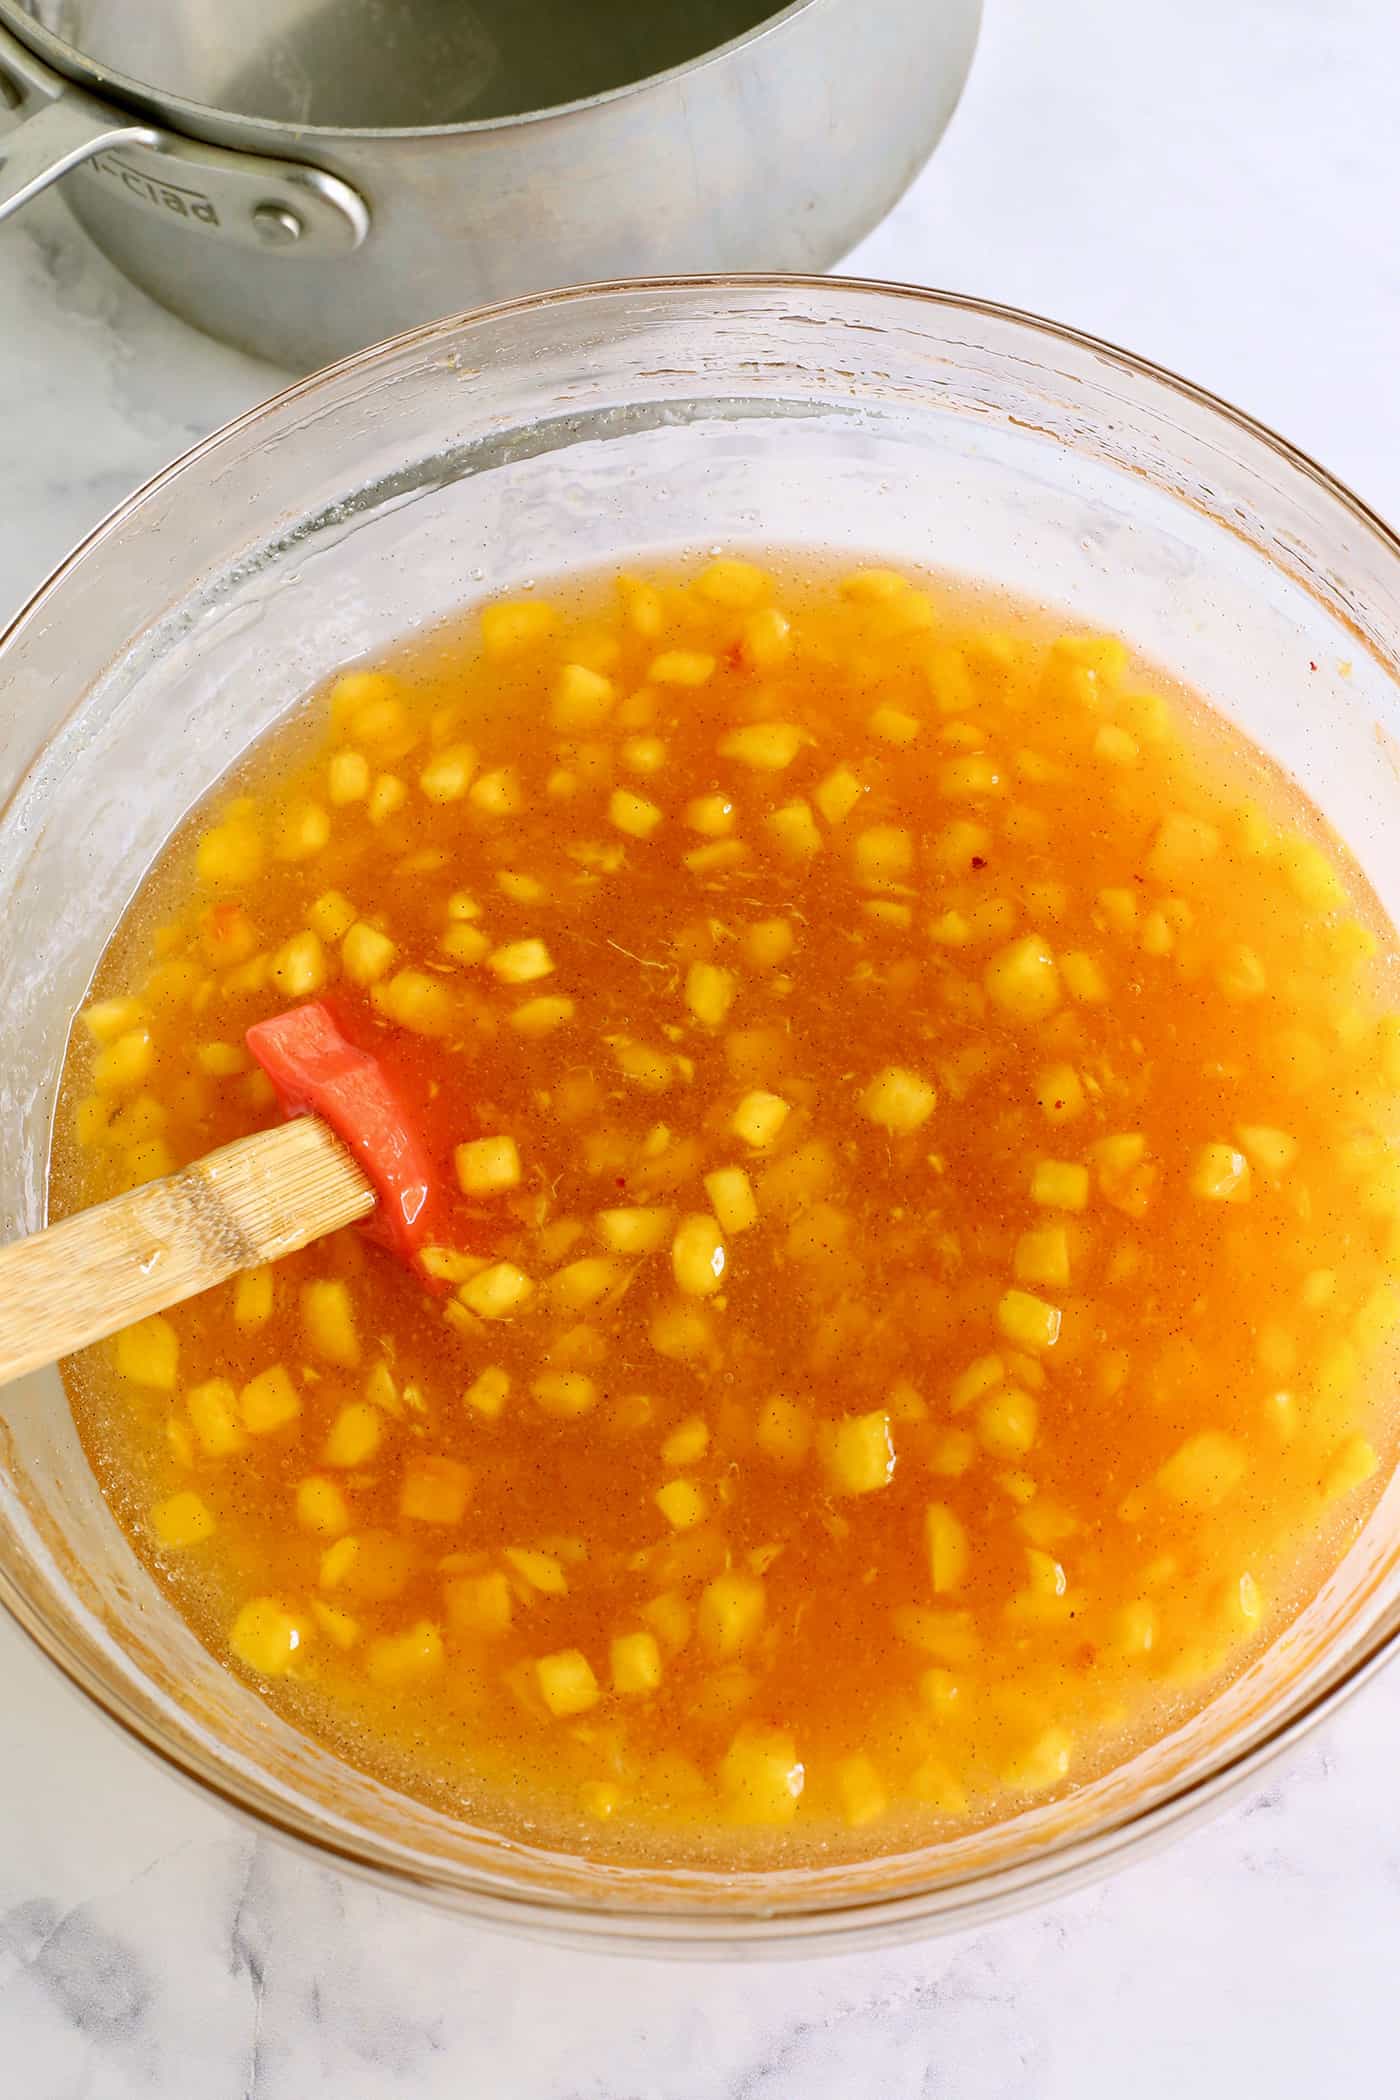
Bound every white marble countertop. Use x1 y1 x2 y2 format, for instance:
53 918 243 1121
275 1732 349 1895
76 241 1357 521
3 1 1400 2092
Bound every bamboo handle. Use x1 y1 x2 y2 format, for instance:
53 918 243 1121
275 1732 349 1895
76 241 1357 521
0 1117 375 1388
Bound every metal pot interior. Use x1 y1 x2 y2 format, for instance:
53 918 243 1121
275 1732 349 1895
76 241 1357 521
10 0 796 127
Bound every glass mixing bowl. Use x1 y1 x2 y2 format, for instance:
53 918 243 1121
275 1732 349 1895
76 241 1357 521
2 277 1399 1954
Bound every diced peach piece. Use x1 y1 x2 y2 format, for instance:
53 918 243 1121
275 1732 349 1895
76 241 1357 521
464 1366 511 1419
641 1592 692 1652
766 799 822 858
366 1622 445 1687
740 608 791 669
855 824 913 890
1190 1143 1251 1202
996 1290 1061 1352
718 722 804 770
322 1400 383 1468
309 1602 361 1650
342 921 396 985
446 1570 513 1640
718 1726 804 1823
93 1027 155 1095
229 1598 307 1677
985 934 1060 1021
371 965 449 1033
814 765 867 824
1060 950 1109 1004
115 1314 178 1390
73 1095 110 1146
1146 811 1220 884
547 1258 622 1313
683 839 748 875
929 819 990 875
842 566 907 601
977 1387 1038 1457
233 1267 274 1329
1156 1432 1246 1509
1014 1223 1071 1289
685 961 737 1027
598 1206 672 1254
195 1040 250 1078
399 1455 471 1525
481 599 556 657
349 697 410 749
1235 1126 1296 1181
488 938 553 986
270 931 328 999
530 1371 599 1418
459 1262 534 1319
891 1605 981 1665
188 1377 245 1458
551 662 614 732
439 923 490 966
649 650 714 686
275 801 331 862
301 1279 359 1367
149 1491 215 1548
730 1090 790 1149
1324 1434 1378 1501
536 1648 600 1716
1281 834 1345 909
82 995 145 1044
926 1503 969 1592
697 1572 765 1660
511 995 575 1036
1031 1159 1088 1210
504 1546 569 1594
318 1530 416 1602
239 1364 301 1435
197 821 263 887
328 750 370 804
703 1167 758 1236
1094 723 1139 766
661 1416 710 1470
696 557 769 608
611 1629 664 1694
608 788 663 839
296 1476 351 1536
655 1478 707 1530
672 1214 727 1297
455 1134 521 1196
1002 1727 1073 1793
685 794 736 836
950 1354 1004 1413
869 704 922 745
939 752 1001 797
820 1410 895 1495
860 1065 936 1134
836 1752 887 1828
621 736 666 775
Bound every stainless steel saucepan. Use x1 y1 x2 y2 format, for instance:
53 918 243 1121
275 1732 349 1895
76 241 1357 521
0 0 981 369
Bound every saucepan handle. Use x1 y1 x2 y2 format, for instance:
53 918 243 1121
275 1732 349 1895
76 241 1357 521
0 20 368 256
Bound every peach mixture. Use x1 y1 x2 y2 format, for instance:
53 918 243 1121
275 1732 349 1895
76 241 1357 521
54 557 1400 1861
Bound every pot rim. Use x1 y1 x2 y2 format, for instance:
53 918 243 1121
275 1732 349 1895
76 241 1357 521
0 0 831 143
4 271 1400 1948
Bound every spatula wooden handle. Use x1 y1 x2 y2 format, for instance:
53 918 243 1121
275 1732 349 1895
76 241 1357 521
0 1117 375 1388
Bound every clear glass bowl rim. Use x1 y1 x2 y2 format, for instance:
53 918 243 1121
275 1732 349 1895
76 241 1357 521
3 271 1399 1951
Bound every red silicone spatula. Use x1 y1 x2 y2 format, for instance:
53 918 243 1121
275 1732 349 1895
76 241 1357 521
0 1002 444 1389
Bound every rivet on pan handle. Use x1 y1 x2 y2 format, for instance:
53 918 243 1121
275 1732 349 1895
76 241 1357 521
0 19 368 256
